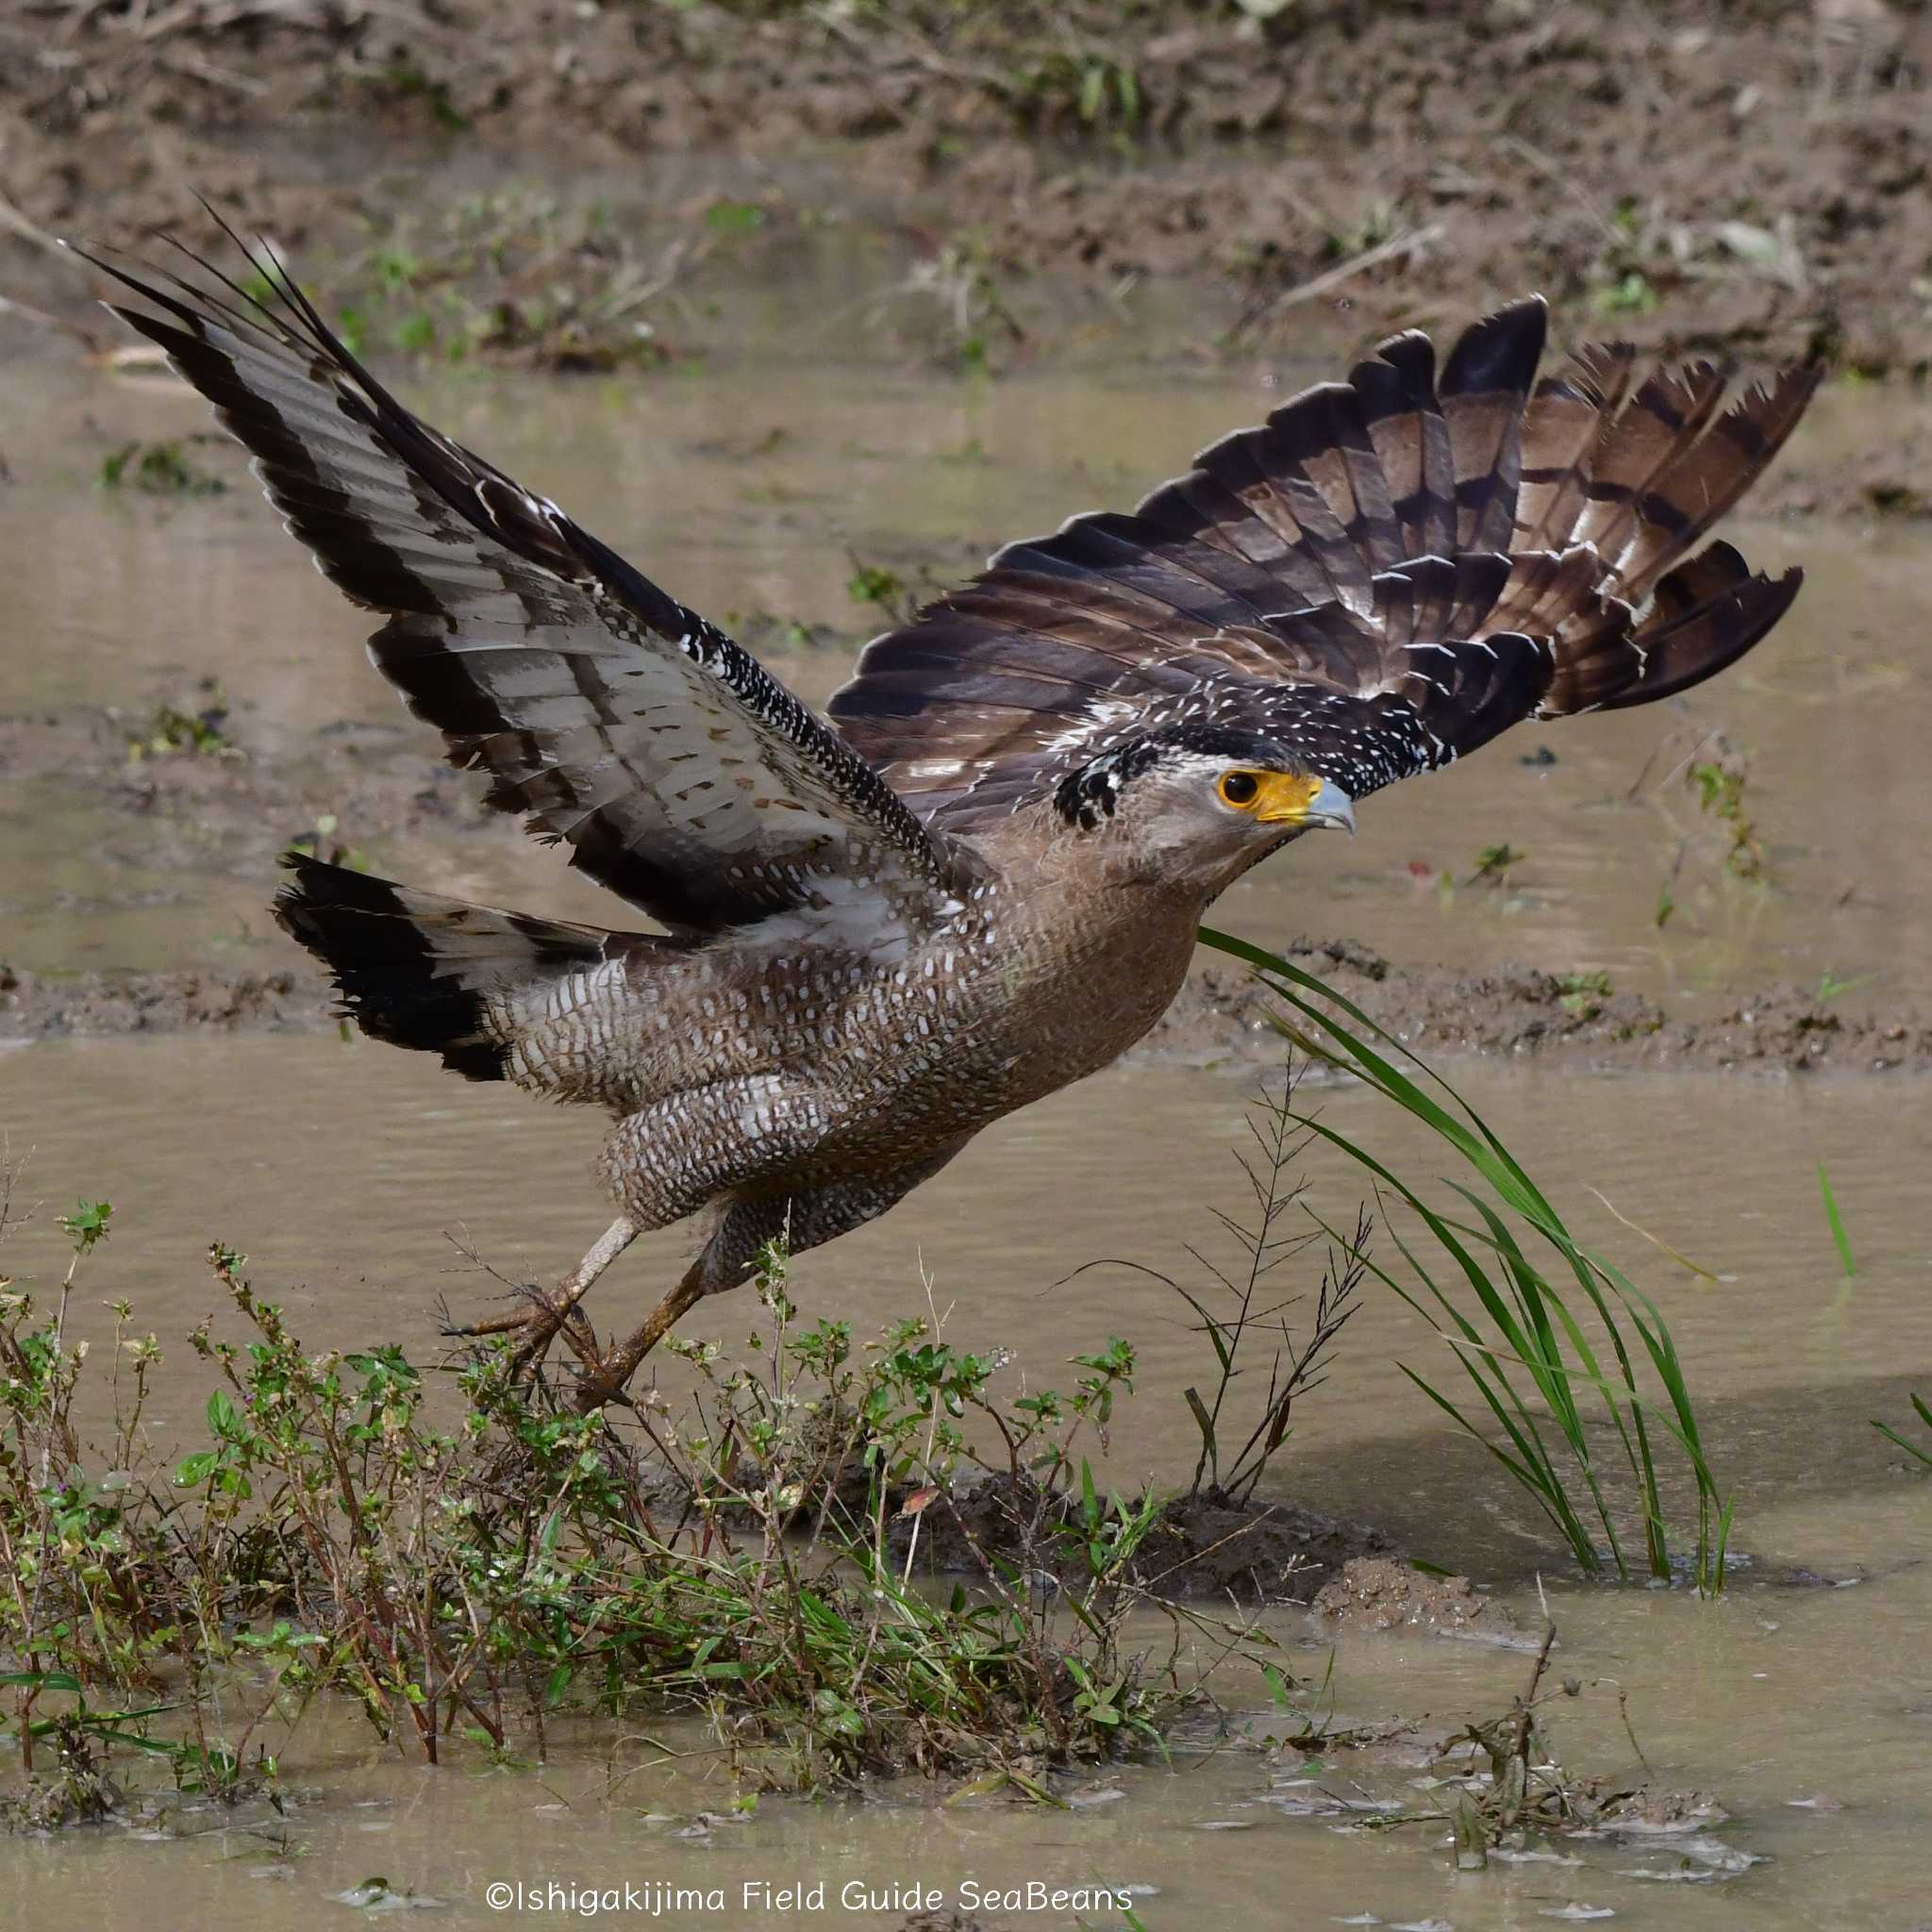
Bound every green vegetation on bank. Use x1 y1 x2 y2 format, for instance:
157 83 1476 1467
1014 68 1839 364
3 942 1749 1832
1 1207 1278 1824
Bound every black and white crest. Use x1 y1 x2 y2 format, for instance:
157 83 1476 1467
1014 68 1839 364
1052 723 1294 830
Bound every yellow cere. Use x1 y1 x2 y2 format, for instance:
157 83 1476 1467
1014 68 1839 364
1218 769 1323 822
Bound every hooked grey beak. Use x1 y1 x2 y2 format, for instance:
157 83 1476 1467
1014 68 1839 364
1307 778 1356 837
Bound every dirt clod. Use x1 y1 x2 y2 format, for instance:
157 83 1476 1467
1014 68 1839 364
1313 1557 1524 1641
893 1472 1391 1600
1155 954 1932 1077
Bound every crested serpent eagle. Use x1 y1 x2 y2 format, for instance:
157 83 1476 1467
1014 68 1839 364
77 229 1817 1407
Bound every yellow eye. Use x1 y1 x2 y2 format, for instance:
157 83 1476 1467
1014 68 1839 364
1218 770 1261 808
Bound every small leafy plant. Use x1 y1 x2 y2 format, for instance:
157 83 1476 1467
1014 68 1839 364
100 438 228 497
1 1175 1259 1816
1081 1071 1363 1507
126 682 232 761
1690 746 1762 879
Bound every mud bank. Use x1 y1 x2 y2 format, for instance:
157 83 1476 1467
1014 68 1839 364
9 923 1931 1074
14 643 1930 1074
7 1 1932 384
1161 942 1932 1075
10 931 1930 1075
885 1470 1397 1601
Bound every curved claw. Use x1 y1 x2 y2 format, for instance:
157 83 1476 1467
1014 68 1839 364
446 1283 601 1371
572 1261 710 1414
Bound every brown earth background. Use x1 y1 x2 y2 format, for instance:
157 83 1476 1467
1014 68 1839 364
4 0 1932 1063
8 0 1931 382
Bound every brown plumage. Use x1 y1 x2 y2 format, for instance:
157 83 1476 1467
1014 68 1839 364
829 306 1816 826
77 225 1817 1406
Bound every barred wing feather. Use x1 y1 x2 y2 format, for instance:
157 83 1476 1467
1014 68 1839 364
829 299 1816 832
81 239 949 938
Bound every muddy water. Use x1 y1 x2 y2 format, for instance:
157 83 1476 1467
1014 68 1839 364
6 334 1932 1924
7 347 1932 1011
3 1035 1931 1927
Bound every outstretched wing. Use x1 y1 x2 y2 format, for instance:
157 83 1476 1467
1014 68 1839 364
82 237 950 938
828 300 1817 832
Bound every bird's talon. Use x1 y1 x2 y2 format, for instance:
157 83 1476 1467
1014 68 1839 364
446 1283 599 1375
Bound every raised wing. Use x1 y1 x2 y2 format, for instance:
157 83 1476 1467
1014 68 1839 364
82 235 950 938
829 301 1817 832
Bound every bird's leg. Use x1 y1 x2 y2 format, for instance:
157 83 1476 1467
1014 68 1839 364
572 1253 712 1414
446 1214 641 1374
573 1149 977 1413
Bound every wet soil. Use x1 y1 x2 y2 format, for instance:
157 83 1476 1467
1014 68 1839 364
1757 418 1932 524
888 1469 1396 1601
11 876 1932 1081
10 651 1932 1069
1164 946 1932 1075
1311 1556 1529 1642
7 2 1932 393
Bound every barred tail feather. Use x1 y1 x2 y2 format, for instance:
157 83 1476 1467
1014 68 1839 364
274 855 618 1080
1604 541 1803 710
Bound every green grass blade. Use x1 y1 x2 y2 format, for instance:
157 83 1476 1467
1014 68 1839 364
1201 923 1731 1587
1817 1159 1857 1276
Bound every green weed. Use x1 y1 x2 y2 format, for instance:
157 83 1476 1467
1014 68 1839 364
126 682 232 762
1557 972 1613 1020
1872 1393 1932 1468
1817 969 1875 1003
846 560 908 612
99 439 227 497
1015 49 1142 133
1102 1071 1364 1507
866 237 1025 373
368 63 472 133
1200 928 1733 1591
1468 843 1525 887
1816 1160 1856 1276
705 200 768 237
338 192 702 373
1592 270 1660 318
844 552 947 627
0 1183 1254 1815
1688 740 1763 880
283 812 373 873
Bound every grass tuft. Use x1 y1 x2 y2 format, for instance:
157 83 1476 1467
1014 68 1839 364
1200 927 1733 1592
1816 1159 1857 1277
1872 1393 1931 1469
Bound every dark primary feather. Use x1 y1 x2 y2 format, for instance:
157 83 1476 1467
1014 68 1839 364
829 300 1818 831
77 233 949 938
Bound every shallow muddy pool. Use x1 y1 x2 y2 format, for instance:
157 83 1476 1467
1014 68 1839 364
2 1035 1930 1928
5 322 1932 1926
